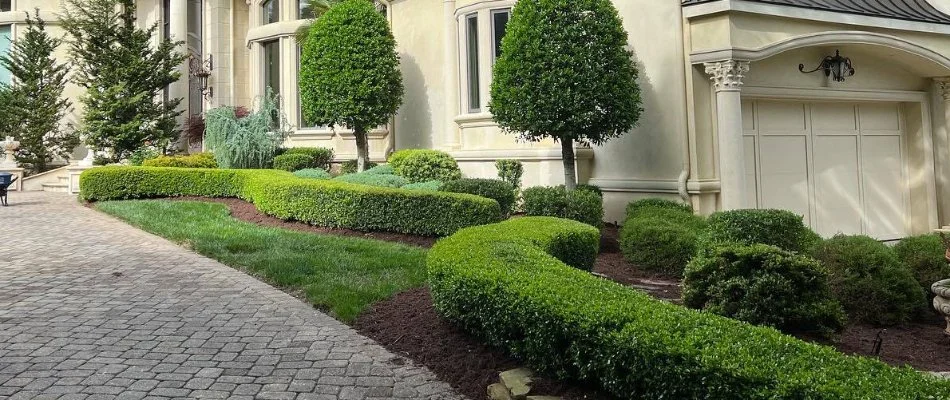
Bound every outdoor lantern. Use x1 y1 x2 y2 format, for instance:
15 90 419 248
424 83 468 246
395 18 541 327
798 50 855 82
189 54 214 98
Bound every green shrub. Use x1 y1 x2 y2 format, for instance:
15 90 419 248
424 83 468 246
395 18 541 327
293 168 331 180
272 153 313 172
575 184 602 197
80 166 501 236
522 186 603 228
281 147 334 171
334 172 407 188
701 209 821 254
495 159 523 189
401 180 442 191
362 164 395 175
388 149 462 183
812 235 926 326
894 234 950 295
142 152 217 168
427 218 950 399
626 198 692 216
441 178 516 217
340 159 378 174
204 90 290 169
620 201 705 276
128 148 160 166
683 243 845 335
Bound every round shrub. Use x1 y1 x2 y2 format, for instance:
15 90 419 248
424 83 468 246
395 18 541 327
626 198 692 217
340 159 378 174
522 186 604 228
281 147 334 171
363 164 395 175
701 209 821 254
334 172 407 188
441 178 516 217
683 243 845 336
272 153 313 172
811 235 926 326
401 180 442 191
388 149 462 183
293 168 331 180
893 234 950 295
142 152 217 168
620 203 705 276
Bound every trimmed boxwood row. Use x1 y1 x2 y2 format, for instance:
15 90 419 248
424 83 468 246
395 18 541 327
427 217 950 399
80 166 501 236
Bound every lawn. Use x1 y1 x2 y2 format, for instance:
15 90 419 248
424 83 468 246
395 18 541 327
96 200 428 322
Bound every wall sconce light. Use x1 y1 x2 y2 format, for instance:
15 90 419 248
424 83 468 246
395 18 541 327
189 54 214 98
799 50 855 82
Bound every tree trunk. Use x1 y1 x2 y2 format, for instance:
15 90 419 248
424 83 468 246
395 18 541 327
561 137 577 191
355 126 370 172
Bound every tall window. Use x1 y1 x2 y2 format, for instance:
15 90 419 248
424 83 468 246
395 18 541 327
465 13 479 113
0 1 10 12
263 0 279 24
162 0 171 40
263 40 281 97
187 0 203 116
298 0 318 19
491 9 510 61
0 25 11 84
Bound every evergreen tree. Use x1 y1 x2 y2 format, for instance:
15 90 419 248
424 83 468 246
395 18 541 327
0 10 77 173
61 0 186 162
299 0 403 172
489 0 642 190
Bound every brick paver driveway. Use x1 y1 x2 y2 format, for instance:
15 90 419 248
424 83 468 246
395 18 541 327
0 192 463 400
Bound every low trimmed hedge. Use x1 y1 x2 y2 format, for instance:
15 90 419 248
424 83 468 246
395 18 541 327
272 153 313 172
701 209 822 254
80 166 501 236
281 147 334 171
441 178 516 217
620 199 705 276
522 186 603 228
141 152 217 168
388 149 462 183
427 218 950 399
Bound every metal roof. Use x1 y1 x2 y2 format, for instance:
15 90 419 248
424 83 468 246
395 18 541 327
681 0 950 24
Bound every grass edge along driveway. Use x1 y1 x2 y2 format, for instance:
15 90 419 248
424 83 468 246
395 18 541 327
96 200 428 322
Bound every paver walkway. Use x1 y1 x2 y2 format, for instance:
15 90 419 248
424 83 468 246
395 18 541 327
0 192 463 400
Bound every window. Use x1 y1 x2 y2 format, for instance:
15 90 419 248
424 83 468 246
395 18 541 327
263 40 281 97
298 0 318 19
491 9 509 61
263 0 279 24
0 25 10 84
0 1 10 12
465 13 479 112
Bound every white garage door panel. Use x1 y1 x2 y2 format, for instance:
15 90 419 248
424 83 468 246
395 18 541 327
744 136 758 208
813 136 863 237
758 136 811 222
862 136 905 239
746 100 908 239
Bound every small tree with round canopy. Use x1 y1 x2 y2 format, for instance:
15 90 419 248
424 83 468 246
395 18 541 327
489 0 642 190
299 0 403 172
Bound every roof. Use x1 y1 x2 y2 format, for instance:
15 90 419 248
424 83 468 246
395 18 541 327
681 0 950 25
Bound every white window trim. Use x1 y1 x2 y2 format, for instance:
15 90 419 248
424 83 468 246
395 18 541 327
489 8 510 63
455 1 516 117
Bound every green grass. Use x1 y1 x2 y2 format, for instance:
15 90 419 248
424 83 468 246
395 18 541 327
96 200 428 322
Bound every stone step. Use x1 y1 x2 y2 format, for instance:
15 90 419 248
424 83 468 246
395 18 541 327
41 183 69 193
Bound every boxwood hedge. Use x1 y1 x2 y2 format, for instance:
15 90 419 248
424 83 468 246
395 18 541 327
427 217 950 399
80 166 501 236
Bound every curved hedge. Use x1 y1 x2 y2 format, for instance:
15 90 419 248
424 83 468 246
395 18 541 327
80 166 501 236
427 217 950 399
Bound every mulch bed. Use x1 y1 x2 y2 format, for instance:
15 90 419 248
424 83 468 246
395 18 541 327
138 198 950 387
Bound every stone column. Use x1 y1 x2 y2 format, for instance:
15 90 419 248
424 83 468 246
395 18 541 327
169 0 190 119
443 0 461 150
704 60 750 210
934 77 950 224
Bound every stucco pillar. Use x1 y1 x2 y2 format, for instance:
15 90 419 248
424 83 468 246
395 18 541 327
169 0 189 118
704 60 750 210
934 77 950 225
443 0 461 150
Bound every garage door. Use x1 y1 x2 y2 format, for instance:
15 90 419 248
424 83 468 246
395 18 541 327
742 100 908 240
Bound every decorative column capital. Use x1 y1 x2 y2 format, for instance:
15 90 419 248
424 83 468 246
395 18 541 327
936 77 950 102
704 60 751 92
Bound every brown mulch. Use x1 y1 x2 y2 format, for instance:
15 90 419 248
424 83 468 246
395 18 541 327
352 287 613 400
133 198 950 378
173 196 438 247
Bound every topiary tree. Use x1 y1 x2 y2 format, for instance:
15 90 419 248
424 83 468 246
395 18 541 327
0 10 78 174
489 0 642 190
299 0 403 173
